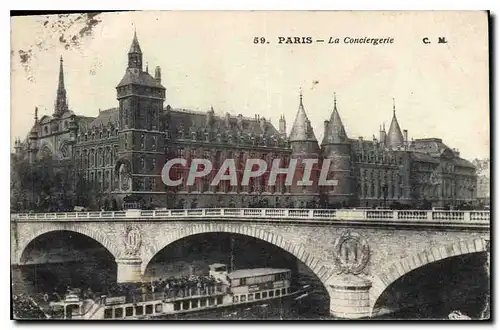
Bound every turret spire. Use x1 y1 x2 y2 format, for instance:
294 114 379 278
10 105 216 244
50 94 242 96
386 98 404 149
322 93 348 145
54 56 68 116
289 91 317 142
128 30 143 70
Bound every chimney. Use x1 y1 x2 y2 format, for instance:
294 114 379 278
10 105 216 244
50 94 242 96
379 125 386 145
324 120 329 133
403 129 408 143
155 66 161 83
279 115 287 136
260 116 266 131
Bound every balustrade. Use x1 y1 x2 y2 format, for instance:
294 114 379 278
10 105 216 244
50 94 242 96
470 211 490 222
432 211 465 221
313 210 336 218
398 210 427 220
11 208 489 225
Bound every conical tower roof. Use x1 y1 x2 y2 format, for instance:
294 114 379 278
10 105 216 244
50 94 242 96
322 93 348 145
386 98 404 149
288 92 318 142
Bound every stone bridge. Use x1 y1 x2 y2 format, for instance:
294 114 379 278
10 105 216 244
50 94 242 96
11 208 490 319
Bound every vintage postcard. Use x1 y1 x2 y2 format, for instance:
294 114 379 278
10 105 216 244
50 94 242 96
10 11 490 320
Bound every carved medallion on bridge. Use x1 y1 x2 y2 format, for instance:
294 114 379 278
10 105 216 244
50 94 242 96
332 231 370 275
123 225 142 257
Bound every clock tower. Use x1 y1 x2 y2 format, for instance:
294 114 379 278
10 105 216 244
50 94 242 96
116 31 166 206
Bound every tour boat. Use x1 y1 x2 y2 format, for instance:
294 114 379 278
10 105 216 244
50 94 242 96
48 263 311 320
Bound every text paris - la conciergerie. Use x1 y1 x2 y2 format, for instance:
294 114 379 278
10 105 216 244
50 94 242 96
277 36 395 45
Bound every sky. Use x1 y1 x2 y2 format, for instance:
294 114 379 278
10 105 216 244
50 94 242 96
10 11 490 160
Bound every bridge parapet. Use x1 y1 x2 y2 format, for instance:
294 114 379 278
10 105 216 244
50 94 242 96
11 209 490 227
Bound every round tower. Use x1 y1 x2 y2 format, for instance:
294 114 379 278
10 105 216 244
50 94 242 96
288 92 320 200
320 93 353 206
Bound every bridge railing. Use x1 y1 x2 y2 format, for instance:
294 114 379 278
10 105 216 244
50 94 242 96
11 208 490 225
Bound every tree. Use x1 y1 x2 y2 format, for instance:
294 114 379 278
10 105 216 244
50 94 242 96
11 154 97 213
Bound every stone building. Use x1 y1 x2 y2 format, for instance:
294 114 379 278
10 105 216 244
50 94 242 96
472 158 490 207
14 32 478 209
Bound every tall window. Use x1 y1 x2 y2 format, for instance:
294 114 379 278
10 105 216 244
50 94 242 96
140 134 145 150
152 136 156 151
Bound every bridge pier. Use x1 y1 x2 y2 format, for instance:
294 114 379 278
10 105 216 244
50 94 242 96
116 257 143 283
328 275 372 319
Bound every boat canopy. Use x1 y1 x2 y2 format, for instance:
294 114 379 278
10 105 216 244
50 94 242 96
227 268 290 280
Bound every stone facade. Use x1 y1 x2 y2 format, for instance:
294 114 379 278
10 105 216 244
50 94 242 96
14 32 478 209
472 158 490 206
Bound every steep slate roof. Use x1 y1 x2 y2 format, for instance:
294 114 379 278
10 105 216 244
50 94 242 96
129 31 142 53
322 94 348 145
386 102 404 149
454 157 476 169
410 138 455 157
167 108 280 137
116 70 165 89
288 94 317 142
90 108 119 127
411 152 440 164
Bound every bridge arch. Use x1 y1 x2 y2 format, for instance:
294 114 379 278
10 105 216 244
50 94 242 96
16 223 121 265
369 238 489 315
141 223 334 286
